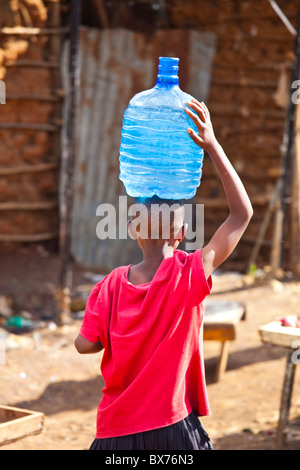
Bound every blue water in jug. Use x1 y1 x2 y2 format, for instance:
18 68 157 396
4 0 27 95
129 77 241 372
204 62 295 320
119 57 204 200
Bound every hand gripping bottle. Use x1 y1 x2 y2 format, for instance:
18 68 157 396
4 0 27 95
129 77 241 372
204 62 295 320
119 57 204 200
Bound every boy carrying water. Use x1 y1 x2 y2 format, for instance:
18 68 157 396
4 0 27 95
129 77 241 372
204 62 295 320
75 99 253 450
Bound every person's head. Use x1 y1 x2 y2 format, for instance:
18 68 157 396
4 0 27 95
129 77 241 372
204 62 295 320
127 196 187 255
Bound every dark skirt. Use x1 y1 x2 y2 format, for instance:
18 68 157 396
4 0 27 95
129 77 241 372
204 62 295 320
90 412 213 450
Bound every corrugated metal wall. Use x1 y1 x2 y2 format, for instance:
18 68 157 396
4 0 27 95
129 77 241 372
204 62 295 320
66 27 216 270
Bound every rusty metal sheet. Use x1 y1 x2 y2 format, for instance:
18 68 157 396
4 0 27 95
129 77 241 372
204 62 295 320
63 27 216 270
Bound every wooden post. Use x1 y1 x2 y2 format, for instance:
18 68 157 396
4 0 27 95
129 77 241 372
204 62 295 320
291 104 300 278
91 0 109 28
248 179 281 272
45 1 70 325
275 349 296 449
47 0 63 172
215 341 231 382
58 0 81 325
280 4 300 272
271 195 284 275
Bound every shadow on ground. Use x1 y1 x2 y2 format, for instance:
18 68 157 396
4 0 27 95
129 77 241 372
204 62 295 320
12 375 105 416
204 344 286 384
213 416 300 450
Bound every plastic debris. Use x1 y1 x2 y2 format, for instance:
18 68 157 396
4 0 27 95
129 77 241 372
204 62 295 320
5 316 33 328
0 295 13 317
279 315 300 328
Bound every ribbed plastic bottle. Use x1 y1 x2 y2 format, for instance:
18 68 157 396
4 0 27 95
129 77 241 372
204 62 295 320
119 57 204 200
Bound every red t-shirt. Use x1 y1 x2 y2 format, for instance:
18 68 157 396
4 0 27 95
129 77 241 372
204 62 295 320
79 249 212 438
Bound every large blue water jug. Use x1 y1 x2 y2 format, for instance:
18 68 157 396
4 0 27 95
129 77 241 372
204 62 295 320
119 57 204 200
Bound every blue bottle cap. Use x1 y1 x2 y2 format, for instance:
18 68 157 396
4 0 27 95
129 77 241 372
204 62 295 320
158 57 179 74
156 57 179 85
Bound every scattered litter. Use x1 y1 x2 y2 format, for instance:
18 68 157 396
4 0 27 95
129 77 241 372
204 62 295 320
0 296 13 317
71 284 94 312
71 311 85 320
263 430 274 436
91 274 105 283
278 315 300 328
83 273 106 283
73 284 93 295
242 428 253 433
36 244 49 258
47 321 57 332
270 279 284 293
5 316 33 329
4 316 46 332
20 311 33 320
5 334 34 351
71 297 87 312
0 327 8 340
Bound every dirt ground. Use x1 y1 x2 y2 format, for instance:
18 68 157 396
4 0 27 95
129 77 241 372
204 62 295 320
0 245 300 451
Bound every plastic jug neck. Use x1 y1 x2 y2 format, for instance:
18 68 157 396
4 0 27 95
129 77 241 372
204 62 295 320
155 57 179 87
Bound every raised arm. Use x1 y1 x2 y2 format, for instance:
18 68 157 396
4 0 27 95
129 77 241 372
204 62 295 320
185 99 253 278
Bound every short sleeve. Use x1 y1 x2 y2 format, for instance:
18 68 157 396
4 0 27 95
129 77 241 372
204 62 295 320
79 280 107 344
190 249 212 301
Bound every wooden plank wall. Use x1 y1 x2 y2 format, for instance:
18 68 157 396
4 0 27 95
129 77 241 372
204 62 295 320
0 1 64 246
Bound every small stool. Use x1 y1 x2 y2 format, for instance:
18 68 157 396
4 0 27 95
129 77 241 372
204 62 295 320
203 300 246 382
259 321 300 449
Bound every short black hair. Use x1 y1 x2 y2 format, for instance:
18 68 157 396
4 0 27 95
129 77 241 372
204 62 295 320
133 196 184 239
135 195 183 207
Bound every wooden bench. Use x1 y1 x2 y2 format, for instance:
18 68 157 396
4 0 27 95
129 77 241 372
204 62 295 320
259 321 300 449
203 300 246 382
